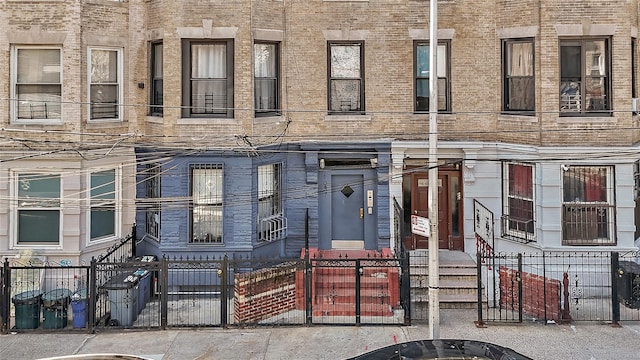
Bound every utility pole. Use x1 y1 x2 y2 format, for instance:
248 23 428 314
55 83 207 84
427 0 440 339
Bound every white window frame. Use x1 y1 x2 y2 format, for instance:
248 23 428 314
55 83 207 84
10 45 63 124
88 47 123 122
10 171 63 249
190 164 224 244
502 162 536 242
86 167 122 244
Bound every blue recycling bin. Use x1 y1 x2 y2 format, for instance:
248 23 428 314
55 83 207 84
12 290 43 329
71 289 88 328
42 289 72 329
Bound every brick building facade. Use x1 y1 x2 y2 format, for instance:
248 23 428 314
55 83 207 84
1 0 639 263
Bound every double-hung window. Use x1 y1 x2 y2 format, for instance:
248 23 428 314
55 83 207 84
257 163 286 241
254 42 280 116
182 40 234 118
560 38 611 115
144 163 161 240
150 42 163 116
415 41 450 112
503 39 535 113
12 46 62 122
90 169 118 241
191 164 223 243
328 41 364 114
562 166 615 245
16 173 61 245
502 162 535 242
89 47 122 121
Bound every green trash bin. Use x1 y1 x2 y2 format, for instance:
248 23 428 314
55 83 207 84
12 290 43 329
42 289 72 329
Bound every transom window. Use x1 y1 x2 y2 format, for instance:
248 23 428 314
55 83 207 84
12 46 62 122
254 42 280 116
89 47 122 121
328 42 364 114
191 164 223 243
150 42 163 116
502 162 535 242
16 173 61 245
559 38 611 115
562 166 615 245
182 40 234 118
415 41 450 112
90 169 118 241
503 38 535 113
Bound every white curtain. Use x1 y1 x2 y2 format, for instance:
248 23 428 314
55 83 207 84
192 44 226 78
509 42 533 77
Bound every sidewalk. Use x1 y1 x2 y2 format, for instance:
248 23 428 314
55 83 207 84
2 309 640 360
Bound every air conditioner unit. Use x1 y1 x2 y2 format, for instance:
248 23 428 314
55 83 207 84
633 98 640 113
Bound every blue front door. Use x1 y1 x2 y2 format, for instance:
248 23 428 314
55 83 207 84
331 174 365 247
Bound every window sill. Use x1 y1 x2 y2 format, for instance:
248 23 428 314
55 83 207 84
253 114 285 123
556 115 616 124
178 118 236 125
498 114 539 124
9 120 64 126
12 244 62 251
86 119 126 128
85 0 128 6
146 115 163 124
324 114 371 122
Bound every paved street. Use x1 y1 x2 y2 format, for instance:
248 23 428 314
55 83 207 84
1 309 640 360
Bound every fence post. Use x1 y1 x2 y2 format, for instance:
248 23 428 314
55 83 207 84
355 259 361 325
88 257 97 333
475 252 485 327
517 253 523 323
611 252 621 327
221 255 228 327
305 246 312 325
160 255 168 329
402 250 411 326
1 258 9 334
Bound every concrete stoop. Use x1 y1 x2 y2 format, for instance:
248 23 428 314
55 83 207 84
409 250 483 317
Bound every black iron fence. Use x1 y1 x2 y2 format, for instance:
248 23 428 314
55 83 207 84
1 249 406 332
477 251 640 325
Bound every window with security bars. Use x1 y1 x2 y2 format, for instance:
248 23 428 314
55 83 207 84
502 162 535 242
562 166 615 245
144 163 161 240
257 163 286 241
190 164 223 243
